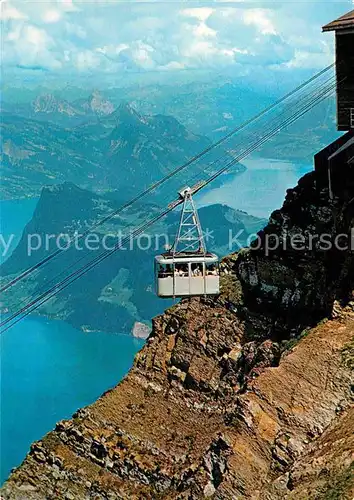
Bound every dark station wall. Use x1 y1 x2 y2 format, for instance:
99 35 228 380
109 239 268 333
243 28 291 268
336 32 354 131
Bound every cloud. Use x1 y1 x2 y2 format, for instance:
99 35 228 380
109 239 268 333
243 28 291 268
181 7 214 22
3 17 63 71
59 0 80 13
0 0 348 80
284 46 334 69
243 9 276 35
42 9 62 24
16 63 49 71
75 49 102 71
65 21 87 39
0 2 27 20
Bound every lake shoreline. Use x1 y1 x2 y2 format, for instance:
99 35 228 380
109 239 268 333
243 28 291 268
0 315 144 485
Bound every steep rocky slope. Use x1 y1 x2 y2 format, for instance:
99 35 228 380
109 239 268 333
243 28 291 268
1 305 352 499
1 133 353 498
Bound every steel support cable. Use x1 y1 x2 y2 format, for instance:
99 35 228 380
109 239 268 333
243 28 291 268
1 78 338 332
1 86 337 334
184 74 338 191
0 64 335 295
0 78 338 334
3 76 338 325
194 80 339 194
0 208 174 333
189 81 339 200
183 74 336 192
3 74 337 315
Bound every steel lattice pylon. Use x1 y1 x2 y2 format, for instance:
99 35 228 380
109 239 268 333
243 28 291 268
171 187 206 256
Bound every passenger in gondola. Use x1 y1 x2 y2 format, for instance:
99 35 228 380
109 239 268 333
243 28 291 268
175 264 188 277
193 264 202 277
207 264 218 276
174 265 182 276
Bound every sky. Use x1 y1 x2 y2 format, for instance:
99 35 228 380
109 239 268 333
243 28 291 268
0 0 353 87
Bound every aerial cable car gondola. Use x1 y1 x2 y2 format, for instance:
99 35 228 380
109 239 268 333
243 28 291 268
155 187 220 298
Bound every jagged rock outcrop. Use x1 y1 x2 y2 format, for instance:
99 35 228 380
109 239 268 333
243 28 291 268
32 94 83 117
1 134 353 498
81 90 115 116
1 303 353 499
223 131 354 342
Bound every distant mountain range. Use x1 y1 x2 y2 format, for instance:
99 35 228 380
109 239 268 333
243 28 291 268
2 90 116 127
1 101 241 200
1 84 341 174
0 182 266 335
31 90 115 123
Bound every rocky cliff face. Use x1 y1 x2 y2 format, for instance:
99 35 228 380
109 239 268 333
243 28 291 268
235 134 354 340
1 133 353 499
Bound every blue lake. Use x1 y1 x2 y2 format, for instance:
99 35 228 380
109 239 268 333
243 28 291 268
0 198 144 485
0 198 38 263
198 156 312 218
0 318 143 484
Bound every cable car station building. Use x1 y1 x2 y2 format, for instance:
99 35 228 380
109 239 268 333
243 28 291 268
323 10 354 131
315 11 354 197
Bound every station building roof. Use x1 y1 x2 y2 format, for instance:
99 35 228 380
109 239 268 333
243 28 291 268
322 10 354 32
